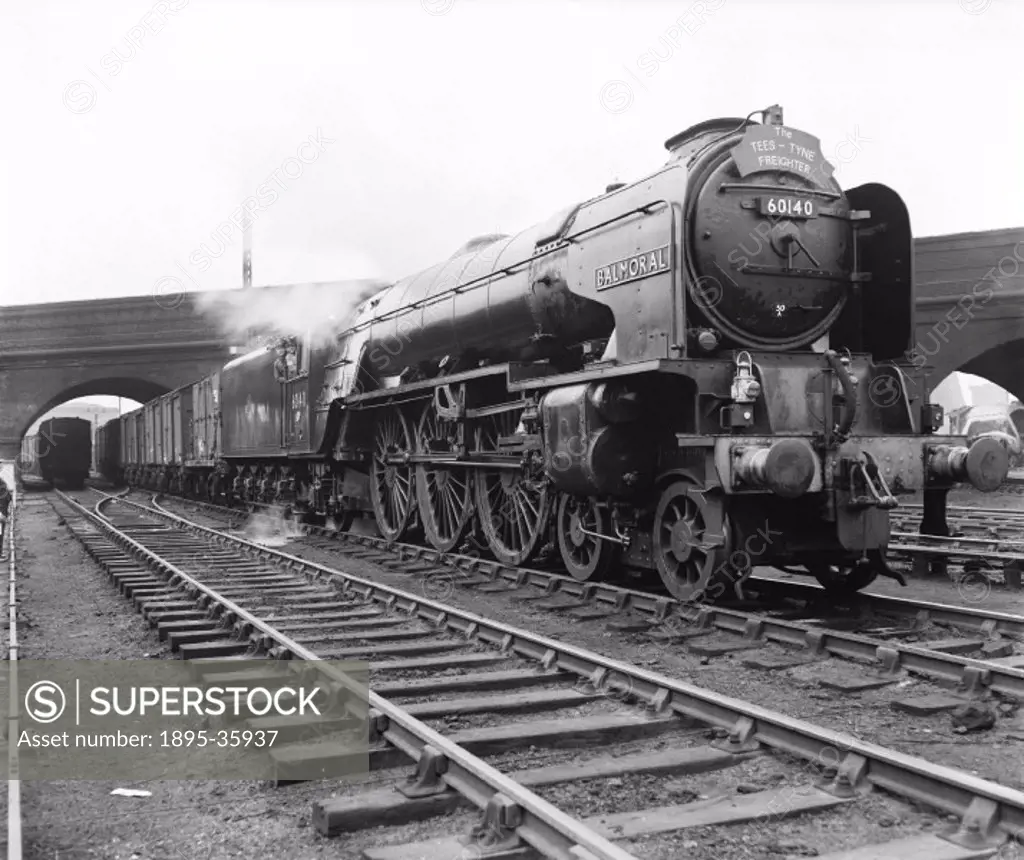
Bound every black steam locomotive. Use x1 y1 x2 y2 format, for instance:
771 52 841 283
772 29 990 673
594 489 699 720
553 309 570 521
110 105 1009 600
21 417 92 490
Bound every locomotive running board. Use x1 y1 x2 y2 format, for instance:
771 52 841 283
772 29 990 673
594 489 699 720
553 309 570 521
507 358 687 392
341 363 510 407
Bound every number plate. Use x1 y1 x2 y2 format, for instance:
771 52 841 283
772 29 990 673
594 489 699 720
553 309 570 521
759 196 818 219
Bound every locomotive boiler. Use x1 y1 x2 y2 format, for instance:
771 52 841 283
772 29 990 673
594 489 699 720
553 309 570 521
112 104 1010 601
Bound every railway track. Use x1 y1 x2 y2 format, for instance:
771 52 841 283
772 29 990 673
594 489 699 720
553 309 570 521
102 478 1024 590
896 502 1024 534
151 491 1024 698
892 508 1024 541
2 475 23 860
138 483 1024 601
42 487 1024 857
889 504 1024 585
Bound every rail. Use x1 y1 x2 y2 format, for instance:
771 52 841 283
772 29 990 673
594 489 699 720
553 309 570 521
5 472 22 860
148 491 1024 695
89 490 1024 843
64 490 639 860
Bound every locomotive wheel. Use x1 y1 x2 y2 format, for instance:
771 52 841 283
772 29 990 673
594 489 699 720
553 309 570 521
415 403 475 553
556 495 618 582
473 410 551 567
652 480 732 602
808 563 878 595
370 409 418 542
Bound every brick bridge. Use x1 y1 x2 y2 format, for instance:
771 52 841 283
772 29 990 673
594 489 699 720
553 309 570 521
914 227 1024 401
0 293 240 460
1 227 1022 460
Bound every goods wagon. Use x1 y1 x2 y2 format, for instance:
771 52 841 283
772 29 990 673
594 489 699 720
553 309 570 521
150 385 194 492
96 419 122 484
120 410 145 486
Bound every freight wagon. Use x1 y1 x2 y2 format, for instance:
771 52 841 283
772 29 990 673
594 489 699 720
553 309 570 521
104 373 224 497
95 419 122 484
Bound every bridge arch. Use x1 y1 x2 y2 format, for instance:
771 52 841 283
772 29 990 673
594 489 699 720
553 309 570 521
1 351 233 461
957 336 1024 403
19 377 169 442
1011 402 1024 438
0 290 260 461
921 318 1024 403
913 227 1024 402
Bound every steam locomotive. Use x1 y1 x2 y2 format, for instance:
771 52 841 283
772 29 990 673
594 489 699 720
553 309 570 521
21 417 92 490
101 105 1010 600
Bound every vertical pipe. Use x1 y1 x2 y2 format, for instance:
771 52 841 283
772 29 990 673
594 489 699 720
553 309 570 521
242 209 253 348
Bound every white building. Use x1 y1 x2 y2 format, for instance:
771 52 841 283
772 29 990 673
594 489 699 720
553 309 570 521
929 372 1016 434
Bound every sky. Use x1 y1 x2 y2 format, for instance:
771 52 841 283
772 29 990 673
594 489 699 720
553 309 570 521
2 0 1023 412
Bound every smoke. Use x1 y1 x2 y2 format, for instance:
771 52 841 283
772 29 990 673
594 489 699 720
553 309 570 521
236 508 305 547
195 279 390 350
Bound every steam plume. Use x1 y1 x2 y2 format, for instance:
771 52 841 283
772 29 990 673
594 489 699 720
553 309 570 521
196 279 390 349
237 508 305 547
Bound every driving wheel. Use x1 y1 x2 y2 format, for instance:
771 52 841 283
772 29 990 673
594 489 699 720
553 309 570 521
473 409 551 566
370 408 417 542
416 399 475 552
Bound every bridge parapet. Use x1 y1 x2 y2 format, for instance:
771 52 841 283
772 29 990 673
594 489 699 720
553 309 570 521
912 227 1024 399
914 227 1024 303
0 293 226 357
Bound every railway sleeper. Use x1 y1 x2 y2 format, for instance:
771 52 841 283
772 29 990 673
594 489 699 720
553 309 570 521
167 627 236 650
268 618 403 634
177 640 252 660
313 744 758 836
147 609 210 624
360 784 854 860
270 712 681 786
155 618 224 642
118 578 168 597
112 575 165 595
283 628 437 647
140 600 199 618
254 608 383 625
